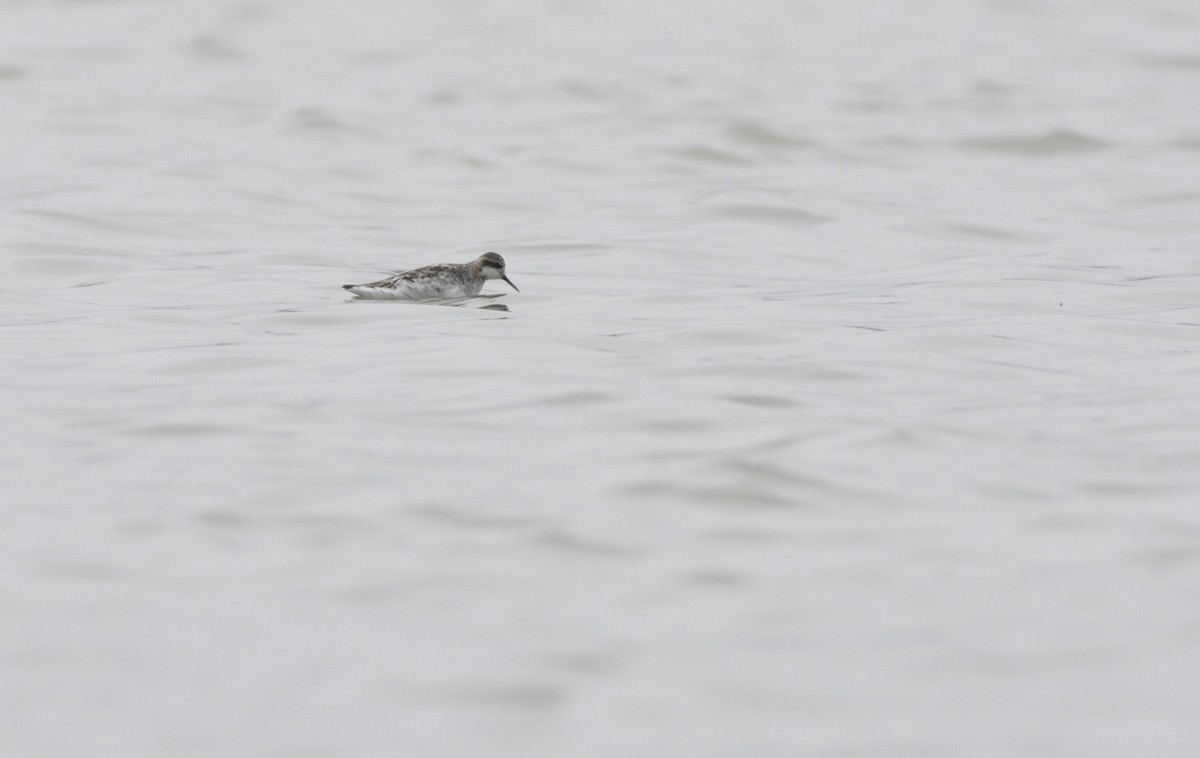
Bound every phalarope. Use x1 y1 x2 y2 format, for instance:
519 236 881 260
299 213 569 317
343 252 519 300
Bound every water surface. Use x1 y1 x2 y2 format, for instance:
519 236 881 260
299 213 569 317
3 0 1200 755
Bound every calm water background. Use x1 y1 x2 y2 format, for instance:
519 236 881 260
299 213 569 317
3 0 1200 755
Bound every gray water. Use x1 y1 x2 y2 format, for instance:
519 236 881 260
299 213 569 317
4 0 1200 755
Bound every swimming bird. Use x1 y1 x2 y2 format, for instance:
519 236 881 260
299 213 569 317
342 252 519 300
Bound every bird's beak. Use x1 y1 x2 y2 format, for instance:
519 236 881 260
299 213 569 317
502 275 519 292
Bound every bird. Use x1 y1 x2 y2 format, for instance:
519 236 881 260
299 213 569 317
342 252 519 300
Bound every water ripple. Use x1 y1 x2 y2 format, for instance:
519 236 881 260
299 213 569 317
955 129 1111 155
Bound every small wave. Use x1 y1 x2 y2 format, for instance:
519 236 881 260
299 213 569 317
661 145 753 166
955 129 1111 155
723 394 801 408
1132 53 1200 70
942 224 1030 241
723 120 816 149
125 423 231 438
1167 136 1200 151
19 208 138 233
289 106 350 131
190 34 245 62
707 203 832 225
286 107 381 139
